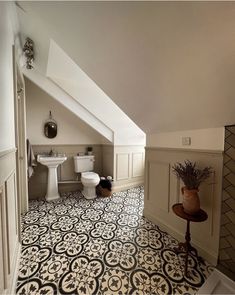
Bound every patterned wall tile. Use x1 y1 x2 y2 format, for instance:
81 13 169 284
218 125 235 280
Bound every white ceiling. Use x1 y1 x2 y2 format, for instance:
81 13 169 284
17 1 235 134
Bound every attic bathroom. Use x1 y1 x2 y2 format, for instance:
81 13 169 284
25 77 145 200
26 77 103 199
1 2 235 295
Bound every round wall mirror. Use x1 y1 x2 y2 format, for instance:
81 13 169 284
44 111 57 138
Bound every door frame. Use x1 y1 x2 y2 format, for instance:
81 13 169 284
13 45 28 215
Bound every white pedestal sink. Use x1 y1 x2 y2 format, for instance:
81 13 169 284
37 155 67 201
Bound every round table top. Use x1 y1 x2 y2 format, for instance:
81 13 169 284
172 203 208 222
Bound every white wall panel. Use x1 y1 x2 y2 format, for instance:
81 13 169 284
6 173 18 274
113 146 145 191
116 153 129 181
132 152 144 178
148 161 170 213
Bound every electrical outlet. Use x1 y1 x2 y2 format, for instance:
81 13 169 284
182 137 191 146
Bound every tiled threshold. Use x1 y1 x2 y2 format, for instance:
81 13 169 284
16 186 213 294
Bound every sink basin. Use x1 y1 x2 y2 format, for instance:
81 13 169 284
37 154 67 201
37 155 67 166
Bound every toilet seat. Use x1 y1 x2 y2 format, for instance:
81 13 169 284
81 172 99 182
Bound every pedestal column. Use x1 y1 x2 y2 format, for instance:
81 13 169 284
46 165 60 201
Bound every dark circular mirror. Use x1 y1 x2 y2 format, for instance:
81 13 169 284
44 121 57 138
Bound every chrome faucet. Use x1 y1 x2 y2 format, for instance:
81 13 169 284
49 149 54 156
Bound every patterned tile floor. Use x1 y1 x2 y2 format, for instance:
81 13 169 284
16 186 213 294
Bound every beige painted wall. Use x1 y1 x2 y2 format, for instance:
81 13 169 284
102 144 114 178
25 78 105 145
0 2 15 152
147 128 224 151
144 147 223 265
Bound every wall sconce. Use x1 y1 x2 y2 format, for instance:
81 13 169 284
23 37 34 69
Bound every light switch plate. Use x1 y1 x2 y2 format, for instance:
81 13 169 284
182 137 191 146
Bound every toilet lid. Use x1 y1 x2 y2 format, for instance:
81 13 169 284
81 172 99 180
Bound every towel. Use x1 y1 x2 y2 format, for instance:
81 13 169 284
27 139 36 179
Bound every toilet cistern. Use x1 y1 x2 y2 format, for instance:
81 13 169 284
37 155 67 201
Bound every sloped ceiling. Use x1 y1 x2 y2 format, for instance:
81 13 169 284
17 1 235 133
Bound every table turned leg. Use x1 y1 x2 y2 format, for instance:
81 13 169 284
174 220 191 276
184 220 191 276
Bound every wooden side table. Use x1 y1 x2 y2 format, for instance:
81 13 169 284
172 203 208 276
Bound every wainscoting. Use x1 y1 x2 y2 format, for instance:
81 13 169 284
0 149 21 294
29 144 145 199
144 147 223 265
113 146 145 191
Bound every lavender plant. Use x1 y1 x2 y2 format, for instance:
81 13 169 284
172 160 212 190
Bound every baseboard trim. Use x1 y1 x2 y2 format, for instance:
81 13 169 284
112 180 144 192
143 209 218 265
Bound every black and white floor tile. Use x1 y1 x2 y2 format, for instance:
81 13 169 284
16 186 213 294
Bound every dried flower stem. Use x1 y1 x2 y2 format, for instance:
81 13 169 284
172 160 212 190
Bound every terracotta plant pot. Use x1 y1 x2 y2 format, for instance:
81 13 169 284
181 187 200 215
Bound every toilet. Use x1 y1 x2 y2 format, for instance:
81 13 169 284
73 155 100 199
